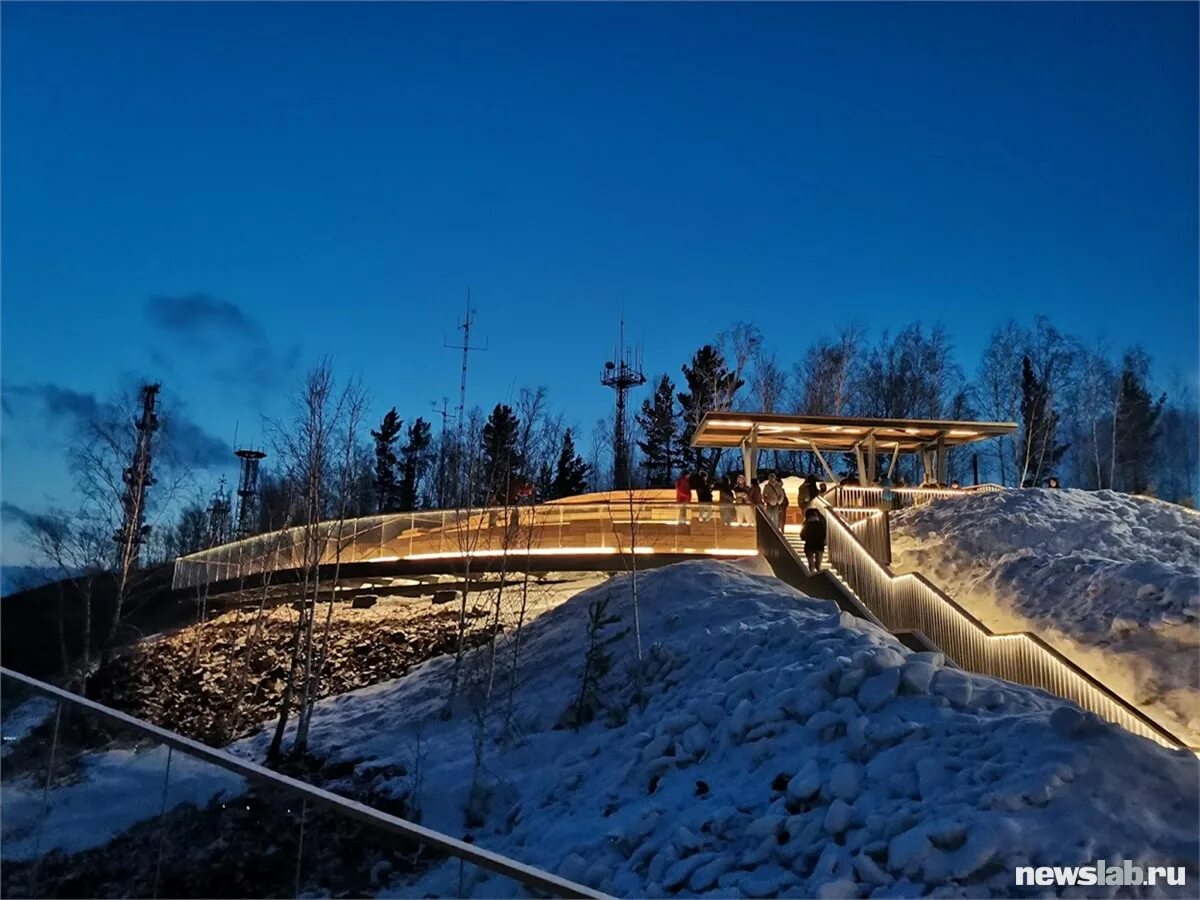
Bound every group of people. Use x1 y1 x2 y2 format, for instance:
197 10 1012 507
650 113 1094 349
673 469 828 572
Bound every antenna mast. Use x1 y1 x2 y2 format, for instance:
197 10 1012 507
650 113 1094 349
444 290 487 493
114 382 161 573
234 447 267 537
601 316 646 489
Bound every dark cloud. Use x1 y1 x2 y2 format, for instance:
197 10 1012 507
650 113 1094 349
1 383 105 428
146 293 265 343
2 383 231 470
145 292 297 394
161 412 232 468
1 501 66 541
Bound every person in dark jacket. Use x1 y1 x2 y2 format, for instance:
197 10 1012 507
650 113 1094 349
719 473 735 525
800 507 827 572
802 473 820 506
694 470 714 521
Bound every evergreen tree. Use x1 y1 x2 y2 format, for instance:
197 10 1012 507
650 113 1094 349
481 404 524 504
551 428 591 499
397 417 433 511
370 408 403 512
636 374 678 487
535 460 555 501
678 346 743 477
1113 352 1166 494
1019 357 1069 485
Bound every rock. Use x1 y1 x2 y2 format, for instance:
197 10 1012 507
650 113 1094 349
641 733 672 762
899 661 937 694
815 878 861 898
829 763 862 800
350 594 378 609
787 761 821 800
741 864 794 898
663 852 718 890
930 669 972 707
853 853 893 886
746 813 786 838
858 668 901 711
431 589 458 605
824 798 854 834
838 668 868 696
729 698 754 741
661 712 699 735
688 854 734 891
887 826 932 876
680 722 710 757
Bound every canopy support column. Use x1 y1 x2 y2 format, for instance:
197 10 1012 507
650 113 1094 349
810 444 838 485
854 443 867 484
886 443 901 479
740 424 759 483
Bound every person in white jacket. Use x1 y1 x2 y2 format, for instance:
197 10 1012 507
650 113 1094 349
762 471 787 530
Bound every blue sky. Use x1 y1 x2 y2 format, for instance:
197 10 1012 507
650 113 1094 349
2 2 1197 563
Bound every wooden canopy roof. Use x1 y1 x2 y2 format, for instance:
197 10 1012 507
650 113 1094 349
690 412 1017 453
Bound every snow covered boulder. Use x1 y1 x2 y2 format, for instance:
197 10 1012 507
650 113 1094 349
207 559 1198 899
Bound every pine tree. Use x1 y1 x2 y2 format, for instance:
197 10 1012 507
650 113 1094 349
1114 352 1166 494
481 404 524 505
397 417 433 511
370 408 403 512
636 374 678 487
678 346 743 476
535 460 555 501
551 428 591 499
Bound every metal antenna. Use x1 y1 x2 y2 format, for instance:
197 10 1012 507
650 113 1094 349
444 289 487 485
601 314 646 489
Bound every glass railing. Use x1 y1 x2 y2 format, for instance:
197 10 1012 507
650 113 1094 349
0 668 605 899
173 501 760 590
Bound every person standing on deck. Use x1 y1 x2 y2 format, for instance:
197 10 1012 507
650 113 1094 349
733 473 753 526
694 470 713 522
801 507 827 572
719 473 736 525
762 472 786 530
675 470 692 525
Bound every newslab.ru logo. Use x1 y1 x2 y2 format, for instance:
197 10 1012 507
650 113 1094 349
1015 859 1187 888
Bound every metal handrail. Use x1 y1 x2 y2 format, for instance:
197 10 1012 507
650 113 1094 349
809 503 1193 751
171 500 760 591
0 666 610 899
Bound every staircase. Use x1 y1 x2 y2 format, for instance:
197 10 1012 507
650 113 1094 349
756 506 1192 752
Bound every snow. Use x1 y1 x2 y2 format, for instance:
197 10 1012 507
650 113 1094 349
1 696 56 758
229 558 1198 897
1 745 243 860
889 488 1200 744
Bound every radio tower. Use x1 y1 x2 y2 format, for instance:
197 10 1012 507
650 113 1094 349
601 318 646 490
114 382 161 573
206 476 232 547
234 448 267 538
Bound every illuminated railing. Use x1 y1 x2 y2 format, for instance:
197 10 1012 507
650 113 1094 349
810 501 1191 751
172 502 758 591
0 667 606 899
831 483 1004 508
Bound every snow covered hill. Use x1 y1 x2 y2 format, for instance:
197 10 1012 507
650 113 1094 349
236 560 1199 898
890 489 1200 746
